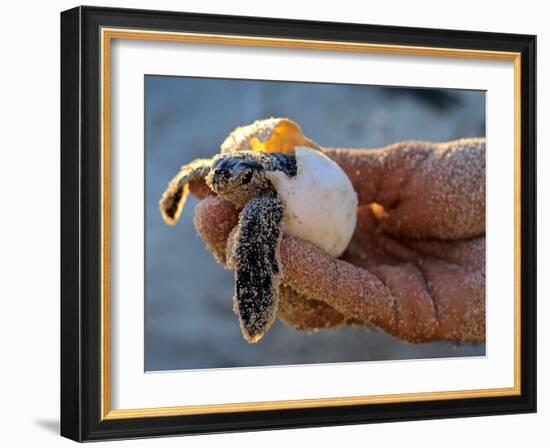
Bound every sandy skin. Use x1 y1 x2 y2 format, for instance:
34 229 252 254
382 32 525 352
192 139 485 344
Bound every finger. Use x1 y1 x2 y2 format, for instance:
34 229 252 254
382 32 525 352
371 263 439 342
371 260 485 343
403 237 485 269
323 138 485 239
193 196 239 263
278 286 357 331
280 236 484 343
188 178 214 200
416 258 485 342
279 236 400 337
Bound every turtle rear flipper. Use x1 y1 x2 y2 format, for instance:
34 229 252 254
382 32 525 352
159 158 212 225
232 191 285 343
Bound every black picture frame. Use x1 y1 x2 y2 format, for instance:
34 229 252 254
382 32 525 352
61 5 536 442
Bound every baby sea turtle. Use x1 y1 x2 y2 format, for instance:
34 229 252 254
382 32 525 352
160 118 358 343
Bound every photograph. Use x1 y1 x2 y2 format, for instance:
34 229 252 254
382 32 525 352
146 76 486 371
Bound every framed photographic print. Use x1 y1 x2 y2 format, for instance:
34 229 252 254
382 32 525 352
60 6 536 442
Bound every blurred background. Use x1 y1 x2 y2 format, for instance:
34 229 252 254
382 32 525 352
145 75 485 371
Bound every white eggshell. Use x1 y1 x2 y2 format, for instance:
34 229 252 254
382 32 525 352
266 147 358 257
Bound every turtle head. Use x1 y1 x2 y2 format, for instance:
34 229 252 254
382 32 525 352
206 152 281 206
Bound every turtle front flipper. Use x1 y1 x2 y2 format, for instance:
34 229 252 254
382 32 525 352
159 158 212 225
231 191 285 343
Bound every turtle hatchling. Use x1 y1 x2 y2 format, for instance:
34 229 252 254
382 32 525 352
160 118 358 343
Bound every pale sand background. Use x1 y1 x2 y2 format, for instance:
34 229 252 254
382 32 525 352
145 76 485 371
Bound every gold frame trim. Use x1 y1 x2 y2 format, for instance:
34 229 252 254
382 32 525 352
100 28 522 420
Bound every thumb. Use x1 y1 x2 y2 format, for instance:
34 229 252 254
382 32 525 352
193 196 239 263
279 237 399 336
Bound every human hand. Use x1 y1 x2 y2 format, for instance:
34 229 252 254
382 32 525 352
191 138 485 343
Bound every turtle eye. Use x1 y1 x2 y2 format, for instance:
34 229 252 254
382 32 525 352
241 170 253 185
